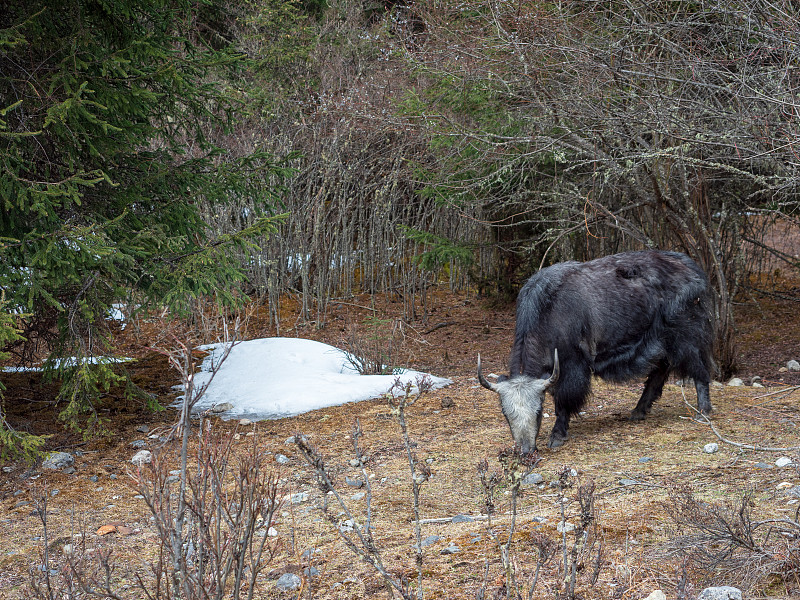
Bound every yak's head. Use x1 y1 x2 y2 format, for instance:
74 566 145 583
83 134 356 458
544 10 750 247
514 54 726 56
477 350 559 454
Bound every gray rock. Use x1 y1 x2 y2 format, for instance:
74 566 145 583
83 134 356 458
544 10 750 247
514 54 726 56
338 519 354 533
440 544 461 555
785 485 800 498
787 360 800 372
754 462 772 469
727 377 744 387
62 467 76 475
703 443 719 454
451 514 473 523
776 456 794 468
557 522 576 533
345 476 363 488
638 456 653 463
239 419 252 426
349 459 362 467
351 492 366 501
643 591 667 600
210 402 234 413
275 573 302 592
697 586 742 600
42 452 74 470
420 535 441 547
290 492 309 504
136 424 150 433
303 566 319 577
131 450 152 466
275 454 290 465
131 439 147 448
285 436 296 445
619 479 639 486
521 473 544 485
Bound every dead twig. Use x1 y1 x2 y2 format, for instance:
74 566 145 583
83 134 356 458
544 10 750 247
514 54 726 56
682 392 800 452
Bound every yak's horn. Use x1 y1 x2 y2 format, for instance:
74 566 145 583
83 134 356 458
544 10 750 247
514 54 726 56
477 354 498 392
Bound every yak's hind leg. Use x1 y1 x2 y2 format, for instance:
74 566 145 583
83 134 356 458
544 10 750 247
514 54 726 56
630 360 670 421
695 379 712 415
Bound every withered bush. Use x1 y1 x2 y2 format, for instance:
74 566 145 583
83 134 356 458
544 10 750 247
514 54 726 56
661 490 800 593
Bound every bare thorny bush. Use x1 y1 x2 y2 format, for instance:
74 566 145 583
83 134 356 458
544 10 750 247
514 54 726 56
294 375 433 599
661 488 800 595
29 333 283 600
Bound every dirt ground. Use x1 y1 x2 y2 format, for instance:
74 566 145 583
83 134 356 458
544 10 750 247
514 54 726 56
1 285 799 599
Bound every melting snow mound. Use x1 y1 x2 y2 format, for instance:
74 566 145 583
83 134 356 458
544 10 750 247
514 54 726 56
190 337 452 420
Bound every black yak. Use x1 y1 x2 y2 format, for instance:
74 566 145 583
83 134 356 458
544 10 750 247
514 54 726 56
478 250 714 453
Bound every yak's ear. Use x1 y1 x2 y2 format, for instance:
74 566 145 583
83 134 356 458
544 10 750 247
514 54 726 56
545 348 560 387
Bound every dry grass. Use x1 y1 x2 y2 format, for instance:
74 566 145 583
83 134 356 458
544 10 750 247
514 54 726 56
2 289 799 599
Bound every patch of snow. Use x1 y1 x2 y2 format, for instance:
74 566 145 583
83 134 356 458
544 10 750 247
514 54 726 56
188 337 452 420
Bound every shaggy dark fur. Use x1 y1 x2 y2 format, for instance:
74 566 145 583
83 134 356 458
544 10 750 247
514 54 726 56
482 250 715 451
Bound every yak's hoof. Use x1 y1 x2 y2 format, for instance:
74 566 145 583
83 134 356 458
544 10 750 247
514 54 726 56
699 404 713 416
547 433 567 449
629 410 647 421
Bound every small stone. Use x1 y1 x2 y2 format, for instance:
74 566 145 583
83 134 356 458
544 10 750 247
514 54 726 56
440 544 461 555
697 586 742 600
62 467 76 475
776 457 793 467
345 476 363 488
521 473 544 485
754 462 772 469
239 419 252 426
135 425 150 434
109 473 118 480
267 527 278 537
451 514 473 523
275 454 290 465
131 440 147 448
275 573 302 592
703 443 719 454
349 459 361 467
131 450 152 466
420 535 441 547
42 452 74 470
638 456 653 463
619 479 638 486
643 591 667 600
712 380 724 388
557 522 576 533
440 397 455 409
303 566 319 577
785 485 800 498
787 360 800 372
290 492 309 504
777 481 793 490
285 436 296 445
726 378 744 387
351 492 366 501
210 402 234 413
89 475 99 482
338 519 354 533
50 489 59 497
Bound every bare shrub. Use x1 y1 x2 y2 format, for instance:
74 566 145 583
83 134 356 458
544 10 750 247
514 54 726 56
661 489 800 594
294 375 433 599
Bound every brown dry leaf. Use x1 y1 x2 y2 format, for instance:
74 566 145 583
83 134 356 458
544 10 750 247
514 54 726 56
96 524 117 536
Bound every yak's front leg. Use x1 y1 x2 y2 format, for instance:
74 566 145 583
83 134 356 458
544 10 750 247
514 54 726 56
548 408 570 449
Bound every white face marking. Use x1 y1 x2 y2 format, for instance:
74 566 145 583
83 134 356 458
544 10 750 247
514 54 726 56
494 375 548 453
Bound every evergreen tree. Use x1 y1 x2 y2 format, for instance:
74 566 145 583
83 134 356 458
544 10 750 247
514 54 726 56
0 0 293 453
